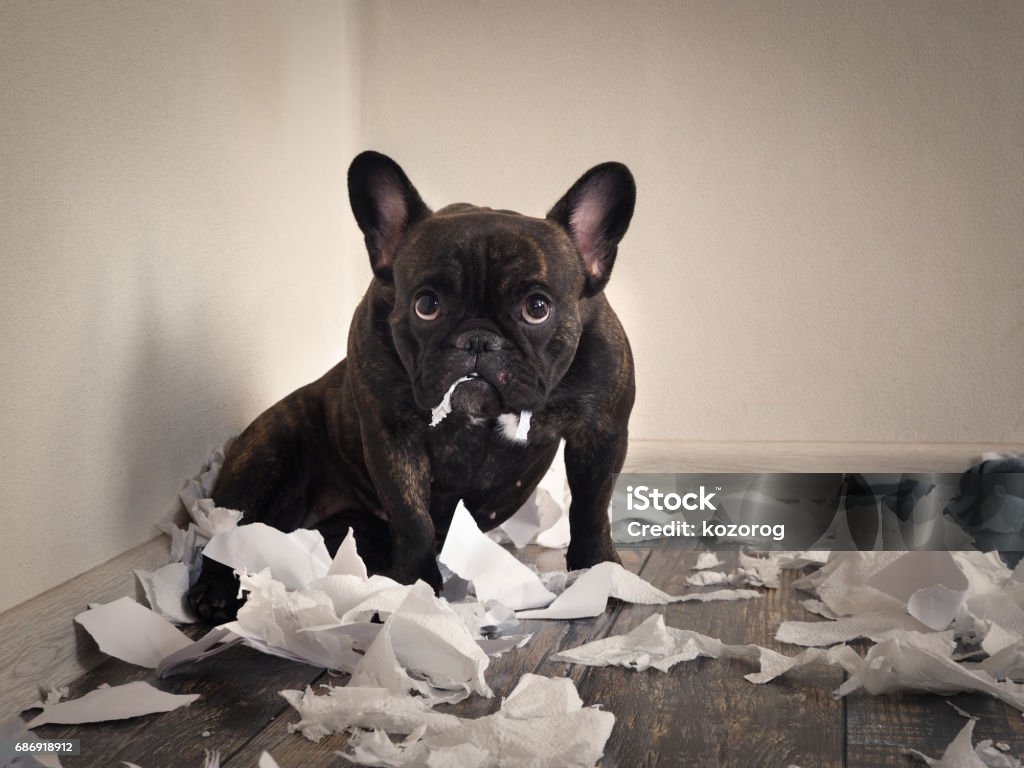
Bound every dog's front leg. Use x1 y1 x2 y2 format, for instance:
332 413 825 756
564 426 627 571
361 431 442 590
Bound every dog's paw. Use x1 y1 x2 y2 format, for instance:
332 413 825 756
186 557 244 623
566 542 622 572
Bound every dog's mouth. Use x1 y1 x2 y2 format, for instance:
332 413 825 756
428 372 534 442
442 373 502 419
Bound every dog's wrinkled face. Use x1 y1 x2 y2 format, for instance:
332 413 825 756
389 207 584 417
347 151 635 421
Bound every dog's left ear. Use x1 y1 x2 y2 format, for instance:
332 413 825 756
348 151 432 282
547 162 636 297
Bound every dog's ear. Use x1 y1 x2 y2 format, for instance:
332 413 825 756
348 151 431 282
547 162 636 297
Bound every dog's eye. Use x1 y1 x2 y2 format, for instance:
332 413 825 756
521 294 551 325
414 291 441 321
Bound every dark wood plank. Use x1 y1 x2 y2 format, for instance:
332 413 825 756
846 691 1024 767
567 547 846 768
28 640 327 768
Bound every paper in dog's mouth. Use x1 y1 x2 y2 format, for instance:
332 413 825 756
430 373 531 442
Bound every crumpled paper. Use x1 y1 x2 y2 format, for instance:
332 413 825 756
683 552 783 589
348 582 493 703
219 569 495 702
283 673 613 768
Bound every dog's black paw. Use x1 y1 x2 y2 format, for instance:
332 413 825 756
186 557 244 623
566 541 622 572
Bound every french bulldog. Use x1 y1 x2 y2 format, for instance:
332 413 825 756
187 151 636 622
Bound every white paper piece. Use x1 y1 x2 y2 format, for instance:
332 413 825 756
30 684 69 709
202 523 332 590
134 562 197 624
903 718 1023 767
552 613 722 671
535 512 571 549
308 674 614 768
25 681 199 728
336 582 417 625
514 410 531 441
776 551 831 569
258 754 282 768
75 597 192 668
776 611 931 647
736 552 782 589
477 634 532 656
439 503 556 611
499 441 570 549
692 552 725 570
517 561 760 620
430 376 475 427
327 529 368 579
187 499 243 540
686 570 732 587
158 520 206 581
282 685 460 742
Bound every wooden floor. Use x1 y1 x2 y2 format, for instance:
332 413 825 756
23 543 1024 768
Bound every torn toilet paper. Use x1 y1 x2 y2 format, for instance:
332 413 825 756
24 682 199 728
285 673 613 768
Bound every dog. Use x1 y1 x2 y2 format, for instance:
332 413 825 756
187 151 636 622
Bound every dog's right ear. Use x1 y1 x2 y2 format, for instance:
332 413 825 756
348 151 431 282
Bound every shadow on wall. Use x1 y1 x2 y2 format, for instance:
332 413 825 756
114 252 240 533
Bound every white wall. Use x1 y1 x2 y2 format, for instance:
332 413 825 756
356 0 1024 443
0 1 362 612
1 1 1022 613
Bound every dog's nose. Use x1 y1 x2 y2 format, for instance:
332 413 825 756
453 329 504 354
